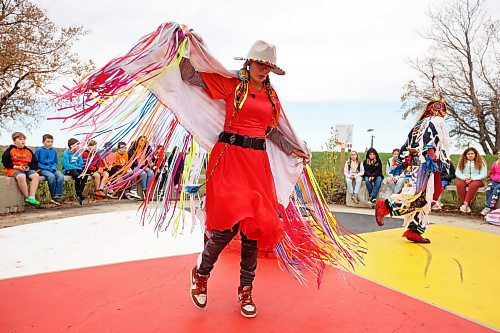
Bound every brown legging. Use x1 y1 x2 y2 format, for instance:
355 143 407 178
456 179 484 204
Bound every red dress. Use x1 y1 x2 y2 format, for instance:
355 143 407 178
202 73 284 250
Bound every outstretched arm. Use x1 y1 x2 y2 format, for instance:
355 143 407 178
179 57 206 88
267 127 310 160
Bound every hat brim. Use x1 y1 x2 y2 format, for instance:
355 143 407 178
235 57 285 75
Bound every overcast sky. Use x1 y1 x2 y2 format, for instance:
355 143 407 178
2 0 499 152
33 0 447 101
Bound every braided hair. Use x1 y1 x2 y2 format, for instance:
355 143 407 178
233 62 281 129
264 76 280 128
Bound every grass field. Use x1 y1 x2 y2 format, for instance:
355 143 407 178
1 149 497 178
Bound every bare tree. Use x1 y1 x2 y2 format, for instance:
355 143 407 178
401 0 499 154
0 0 92 131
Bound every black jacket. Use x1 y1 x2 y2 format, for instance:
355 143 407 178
440 162 456 182
2 145 38 170
363 148 383 179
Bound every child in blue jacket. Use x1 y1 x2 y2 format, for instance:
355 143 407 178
35 134 64 205
61 138 88 205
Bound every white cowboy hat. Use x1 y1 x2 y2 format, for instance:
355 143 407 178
235 40 285 75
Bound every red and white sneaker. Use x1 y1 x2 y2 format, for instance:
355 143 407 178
238 286 257 318
190 266 208 309
402 230 431 244
95 190 106 198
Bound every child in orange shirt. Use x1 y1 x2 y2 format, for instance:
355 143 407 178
1 132 41 206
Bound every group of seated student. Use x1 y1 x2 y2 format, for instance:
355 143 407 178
98 138 185 201
1 132 87 206
2 131 184 206
100 138 154 200
344 146 500 216
344 147 384 204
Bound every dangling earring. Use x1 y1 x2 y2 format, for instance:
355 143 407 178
238 67 249 82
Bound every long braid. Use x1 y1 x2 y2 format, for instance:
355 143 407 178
233 81 249 112
264 77 280 128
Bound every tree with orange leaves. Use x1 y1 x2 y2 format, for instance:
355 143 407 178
0 0 92 130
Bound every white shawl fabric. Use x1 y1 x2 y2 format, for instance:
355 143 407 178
138 31 306 205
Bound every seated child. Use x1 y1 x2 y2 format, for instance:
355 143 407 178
35 134 64 205
2 132 40 206
82 140 108 198
61 138 88 205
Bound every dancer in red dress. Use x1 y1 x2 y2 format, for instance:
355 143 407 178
56 22 366 319
182 40 309 318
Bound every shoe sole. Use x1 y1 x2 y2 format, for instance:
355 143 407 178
238 291 257 318
404 237 431 244
190 269 206 309
240 310 257 318
50 199 62 206
403 231 431 244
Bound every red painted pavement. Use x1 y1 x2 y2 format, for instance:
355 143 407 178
0 254 494 333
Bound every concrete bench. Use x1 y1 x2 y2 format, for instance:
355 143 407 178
442 185 486 193
38 175 74 182
0 176 26 213
0 174 90 214
442 184 499 209
345 181 394 208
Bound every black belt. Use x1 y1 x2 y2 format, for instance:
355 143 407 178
218 132 266 151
